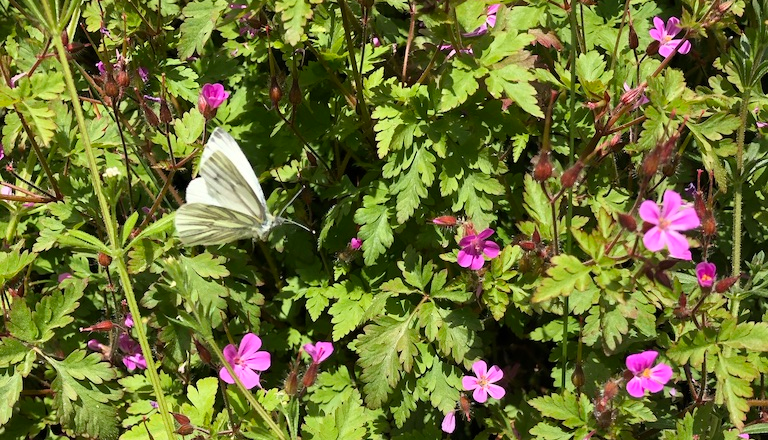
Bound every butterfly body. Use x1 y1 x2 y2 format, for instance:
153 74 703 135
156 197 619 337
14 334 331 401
175 128 290 246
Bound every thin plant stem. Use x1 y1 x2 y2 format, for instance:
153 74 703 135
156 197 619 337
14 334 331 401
113 101 135 210
730 91 750 316
40 2 177 439
401 1 416 85
337 0 374 142
15 110 63 199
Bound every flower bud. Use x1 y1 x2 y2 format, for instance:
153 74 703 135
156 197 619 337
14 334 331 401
519 241 536 251
646 40 660 56
533 152 553 182
160 99 173 124
172 413 190 425
97 252 112 267
459 394 471 421
715 275 739 293
284 368 299 396
104 78 119 99
142 103 160 127
561 161 584 188
176 424 194 436
571 363 585 388
193 339 212 365
658 259 677 271
628 24 639 50
532 229 541 244
79 320 114 332
617 213 637 231
116 70 130 88
289 76 302 106
269 76 283 108
432 215 458 226
302 362 318 388
642 150 660 177
655 270 672 288
702 215 717 236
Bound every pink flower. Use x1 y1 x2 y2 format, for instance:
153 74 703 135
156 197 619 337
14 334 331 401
96 61 106 75
758 121 768 129
124 313 134 328
199 83 230 109
462 360 505 403
87 339 104 351
303 341 334 364
219 333 271 389
439 44 474 59
639 190 700 260
696 262 716 288
441 411 456 433
0 185 11 196
622 82 649 109
118 334 147 371
137 67 149 83
58 273 72 283
649 17 691 58
150 400 159 409
349 237 362 250
463 4 501 37
625 350 673 398
738 434 750 439
457 228 500 270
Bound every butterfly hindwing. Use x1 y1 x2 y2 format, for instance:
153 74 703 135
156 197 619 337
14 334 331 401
175 204 261 246
199 150 269 221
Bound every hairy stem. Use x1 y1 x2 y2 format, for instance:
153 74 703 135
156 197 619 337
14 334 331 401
730 91 750 316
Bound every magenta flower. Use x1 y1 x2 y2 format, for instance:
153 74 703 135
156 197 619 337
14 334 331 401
118 334 147 371
625 350 673 398
649 17 691 58
622 82 649 109
696 262 716 288
463 4 501 37
96 61 106 75
457 228 500 270
349 237 362 250
199 83 230 109
758 121 768 129
639 190 700 260
303 341 334 364
87 339 104 351
137 67 149 83
58 273 72 283
441 411 456 433
462 360 505 403
124 313 134 328
219 333 271 389
150 400 159 409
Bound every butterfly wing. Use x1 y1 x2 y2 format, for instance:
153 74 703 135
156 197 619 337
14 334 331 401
175 204 262 246
202 128 268 208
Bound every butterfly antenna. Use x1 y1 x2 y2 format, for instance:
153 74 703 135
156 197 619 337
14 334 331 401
277 187 304 218
281 217 314 234
277 187 314 234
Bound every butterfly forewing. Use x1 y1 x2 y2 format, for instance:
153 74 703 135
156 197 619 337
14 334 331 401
202 128 268 206
200 151 269 220
176 204 262 246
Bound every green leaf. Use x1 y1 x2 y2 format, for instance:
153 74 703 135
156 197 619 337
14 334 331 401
715 354 753 429
439 64 480 112
0 338 29 367
32 282 84 343
532 255 593 303
417 359 459 414
178 0 228 59
0 249 36 287
302 390 368 440
529 391 591 428
8 298 37 342
718 319 768 351
329 297 366 340
182 377 218 427
183 253 230 279
174 109 206 145
354 184 394 265
485 64 544 117
275 0 313 46
529 422 573 440
390 147 437 224
49 351 121 439
417 303 481 365
353 315 420 408
0 370 23 425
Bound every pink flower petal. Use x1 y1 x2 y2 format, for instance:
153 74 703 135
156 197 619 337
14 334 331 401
666 206 700 231
638 200 660 224
665 231 692 260
660 190 682 219
642 227 665 252
649 17 665 40
626 350 657 374
478 228 495 240
483 241 501 259
649 363 673 385
469 254 485 270
244 351 271 371
219 366 235 384
677 40 691 54
472 386 489 403
223 344 238 364
486 365 503 382
458 236 475 247
238 333 263 357
486 383 506 399
665 17 681 35
441 412 456 433
457 249 473 268
658 44 675 58
472 360 488 378
237 365 262 389
626 377 646 398
462 376 479 390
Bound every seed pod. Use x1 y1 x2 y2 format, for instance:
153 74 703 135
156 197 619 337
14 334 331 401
533 152 553 182
104 78 120 99
269 76 283 108
642 149 660 177
617 213 637 231
176 424 194 436
159 99 173 124
142 103 160 127
628 23 639 50
655 270 672 288
658 260 677 271
193 339 211 365
459 394 472 421
571 363 585 388
715 275 739 293
97 252 112 267
289 75 302 106
702 215 717 236
561 161 584 188
172 413 190 425
646 39 660 56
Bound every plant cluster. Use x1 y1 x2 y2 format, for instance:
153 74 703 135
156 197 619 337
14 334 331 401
1 0 768 439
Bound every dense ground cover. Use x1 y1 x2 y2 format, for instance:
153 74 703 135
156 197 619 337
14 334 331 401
2 0 768 438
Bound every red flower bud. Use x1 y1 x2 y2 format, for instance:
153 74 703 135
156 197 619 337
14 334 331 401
532 229 541 244
432 215 458 226
79 320 114 332
160 100 173 124
533 152 553 182
302 362 318 388
617 213 637 231
116 70 130 88
561 161 584 188
270 76 283 108
172 413 190 425
715 275 739 293
702 215 717 236
193 339 211 365
97 252 112 267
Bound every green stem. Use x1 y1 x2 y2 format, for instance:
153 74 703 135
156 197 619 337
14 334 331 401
730 91 750 316
40 2 177 439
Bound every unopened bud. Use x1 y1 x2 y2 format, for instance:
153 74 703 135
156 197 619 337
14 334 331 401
520 241 536 251
159 100 173 124
116 70 130 88
269 77 283 108
532 229 541 244
302 362 318 388
642 150 660 177
561 161 584 188
702 215 717 236
143 103 160 127
646 40 660 56
655 270 672 288
459 394 472 420
571 363 585 388
172 413 190 425
79 320 114 332
658 260 678 271
193 339 211 365
176 424 194 436
617 213 637 231
533 152 553 182
628 24 639 50
715 275 739 293
284 368 299 396
662 159 678 177
97 252 112 267
432 215 458 226
289 76 302 106
104 79 119 99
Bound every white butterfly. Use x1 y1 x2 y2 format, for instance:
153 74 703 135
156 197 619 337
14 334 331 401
175 128 307 246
